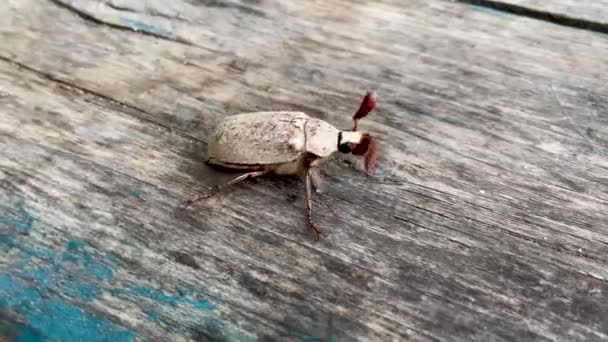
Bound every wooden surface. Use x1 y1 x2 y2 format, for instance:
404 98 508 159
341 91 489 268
1 0 608 341
495 0 608 27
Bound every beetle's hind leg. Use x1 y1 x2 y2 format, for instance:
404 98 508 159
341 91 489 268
305 167 322 240
182 170 269 208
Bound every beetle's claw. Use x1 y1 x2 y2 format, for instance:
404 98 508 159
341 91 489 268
181 187 216 208
355 158 365 172
308 222 321 241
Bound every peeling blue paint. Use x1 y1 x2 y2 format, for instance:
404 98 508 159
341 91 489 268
16 241 114 304
294 332 320 342
469 5 511 17
2 202 253 341
25 267 52 288
144 307 162 323
204 318 227 341
130 286 178 306
20 246 55 260
113 285 214 310
15 206 34 234
63 239 114 281
0 202 34 236
0 274 134 342
178 287 194 296
119 17 173 37
66 239 85 251
1 228 129 339
15 323 46 342
1 233 15 251
60 276 103 302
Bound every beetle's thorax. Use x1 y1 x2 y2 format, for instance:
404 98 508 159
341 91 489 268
338 131 363 145
302 117 341 158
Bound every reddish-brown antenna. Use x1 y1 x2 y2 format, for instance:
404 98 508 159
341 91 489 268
352 91 376 131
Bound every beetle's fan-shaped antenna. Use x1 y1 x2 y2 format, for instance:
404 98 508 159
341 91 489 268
353 91 376 131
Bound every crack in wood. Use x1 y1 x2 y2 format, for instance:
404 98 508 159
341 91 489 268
0 56 206 146
47 0 203 47
456 0 608 34
104 2 192 23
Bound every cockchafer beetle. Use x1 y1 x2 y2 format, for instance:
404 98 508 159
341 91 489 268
183 91 377 240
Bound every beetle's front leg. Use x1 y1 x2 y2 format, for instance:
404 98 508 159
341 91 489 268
305 167 322 240
182 170 269 208
309 167 324 193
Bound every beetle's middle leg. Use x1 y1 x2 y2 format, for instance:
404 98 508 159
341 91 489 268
305 167 322 240
182 170 269 208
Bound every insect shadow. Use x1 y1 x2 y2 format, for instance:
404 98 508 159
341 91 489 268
175 140 302 208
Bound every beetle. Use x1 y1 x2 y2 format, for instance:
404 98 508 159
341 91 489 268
182 91 377 240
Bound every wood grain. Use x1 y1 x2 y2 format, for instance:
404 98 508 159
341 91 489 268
481 0 608 27
1 0 608 340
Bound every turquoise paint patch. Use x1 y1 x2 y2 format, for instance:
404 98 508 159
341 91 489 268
89 262 114 281
129 286 178 306
17 242 113 303
0 203 34 237
26 267 52 288
113 286 214 310
469 5 511 17
204 318 227 341
292 332 337 342
63 239 114 280
60 276 103 302
16 323 46 342
1 204 135 340
106 254 122 264
178 287 194 296
111 285 214 331
3 236 123 335
20 246 55 260
15 206 34 234
1 233 15 251
0 274 134 342
119 17 173 37
67 239 85 251
2 204 251 341
0 320 46 342
143 307 162 323
294 332 320 342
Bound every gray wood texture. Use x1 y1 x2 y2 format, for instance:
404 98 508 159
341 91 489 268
1 0 608 341
496 0 608 26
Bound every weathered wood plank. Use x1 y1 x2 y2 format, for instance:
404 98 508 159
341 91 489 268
2 48 608 342
0 60 490 341
1 0 608 340
470 0 608 27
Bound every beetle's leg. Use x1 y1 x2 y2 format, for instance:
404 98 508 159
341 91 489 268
354 158 374 176
182 170 269 208
305 167 322 240
309 167 324 193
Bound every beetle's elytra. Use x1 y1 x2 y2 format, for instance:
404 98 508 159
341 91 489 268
183 92 377 240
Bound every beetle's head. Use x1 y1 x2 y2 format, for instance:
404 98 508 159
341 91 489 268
337 91 377 174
